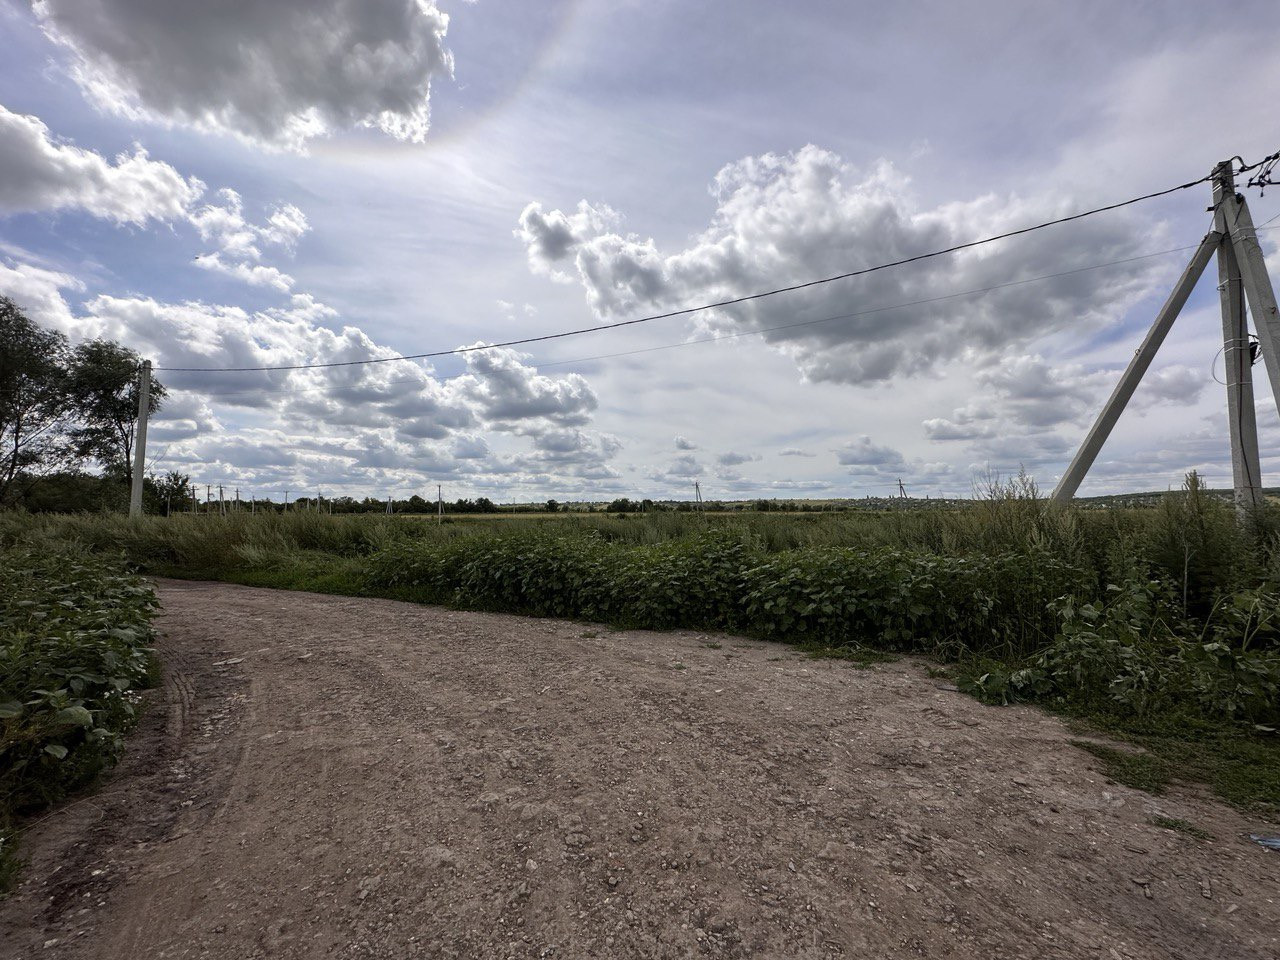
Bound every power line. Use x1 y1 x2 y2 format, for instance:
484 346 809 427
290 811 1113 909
166 241 1203 401
539 242 1204 369
155 168 1227 374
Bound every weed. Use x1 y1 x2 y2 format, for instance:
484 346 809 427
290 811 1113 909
793 642 898 667
1071 740 1169 794
0 547 158 892
1150 816 1213 840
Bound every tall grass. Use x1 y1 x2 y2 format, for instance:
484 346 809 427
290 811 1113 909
2 476 1278 810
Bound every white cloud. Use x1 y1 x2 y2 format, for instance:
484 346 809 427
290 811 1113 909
0 103 204 223
661 454 702 478
0 107 308 293
453 346 598 428
674 435 697 450
192 254 294 292
188 189 310 291
0 279 618 494
779 447 815 457
717 451 761 466
34 0 454 151
518 146 1169 385
0 258 82 332
834 436 907 472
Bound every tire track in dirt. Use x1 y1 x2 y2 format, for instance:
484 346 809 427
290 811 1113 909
2 579 1277 959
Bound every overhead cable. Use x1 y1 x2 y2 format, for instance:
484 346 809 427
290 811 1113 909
155 153 1280 375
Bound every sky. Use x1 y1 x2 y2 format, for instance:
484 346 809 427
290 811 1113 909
2 0 1280 503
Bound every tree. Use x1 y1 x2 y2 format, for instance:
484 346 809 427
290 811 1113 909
545 499 560 513
65 340 166 487
149 470 193 514
0 298 76 505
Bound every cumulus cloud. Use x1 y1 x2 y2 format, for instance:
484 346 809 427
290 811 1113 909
0 107 308 292
0 257 616 492
922 354 1205 468
0 257 82 331
189 189 310 290
661 454 702 478
454 346 598 427
34 0 454 151
674 435 698 450
1140 364 1205 406
515 201 621 282
190 189 308 260
0 103 204 223
192 254 294 292
717 451 761 466
517 146 1169 385
834 437 907 471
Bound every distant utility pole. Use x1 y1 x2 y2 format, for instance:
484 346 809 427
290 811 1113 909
386 495 393 515
189 484 197 514
284 489 290 512
251 494 256 514
694 480 704 513
437 484 443 524
898 478 907 499
1052 158 1280 517
218 484 225 516
235 487 240 512
128 360 152 518
206 484 212 515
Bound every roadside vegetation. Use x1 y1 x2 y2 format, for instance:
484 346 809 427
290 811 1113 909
3 471 1279 820
0 547 159 891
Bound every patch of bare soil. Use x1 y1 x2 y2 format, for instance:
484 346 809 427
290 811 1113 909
2 579 1277 959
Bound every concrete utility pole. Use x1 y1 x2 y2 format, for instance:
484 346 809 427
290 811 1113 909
437 484 443 524
128 360 151 518
1213 162 1264 512
284 489 290 512
1053 159 1280 514
218 484 225 516
1051 232 1219 504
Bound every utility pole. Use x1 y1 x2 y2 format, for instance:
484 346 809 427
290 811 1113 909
1213 161 1264 513
235 487 241 513
251 494 256 514
206 484 212 515
386 495 393 515
437 484 443 524
694 480 704 513
218 484 225 516
1053 158 1280 513
284 489 290 512
128 360 151 518
189 483 197 514
898 478 907 499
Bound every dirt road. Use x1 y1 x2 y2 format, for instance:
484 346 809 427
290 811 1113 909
2 580 1277 959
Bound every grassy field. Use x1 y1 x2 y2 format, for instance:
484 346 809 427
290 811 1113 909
2 475 1278 840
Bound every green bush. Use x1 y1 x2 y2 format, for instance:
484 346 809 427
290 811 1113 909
966 576 1280 728
0 547 159 889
